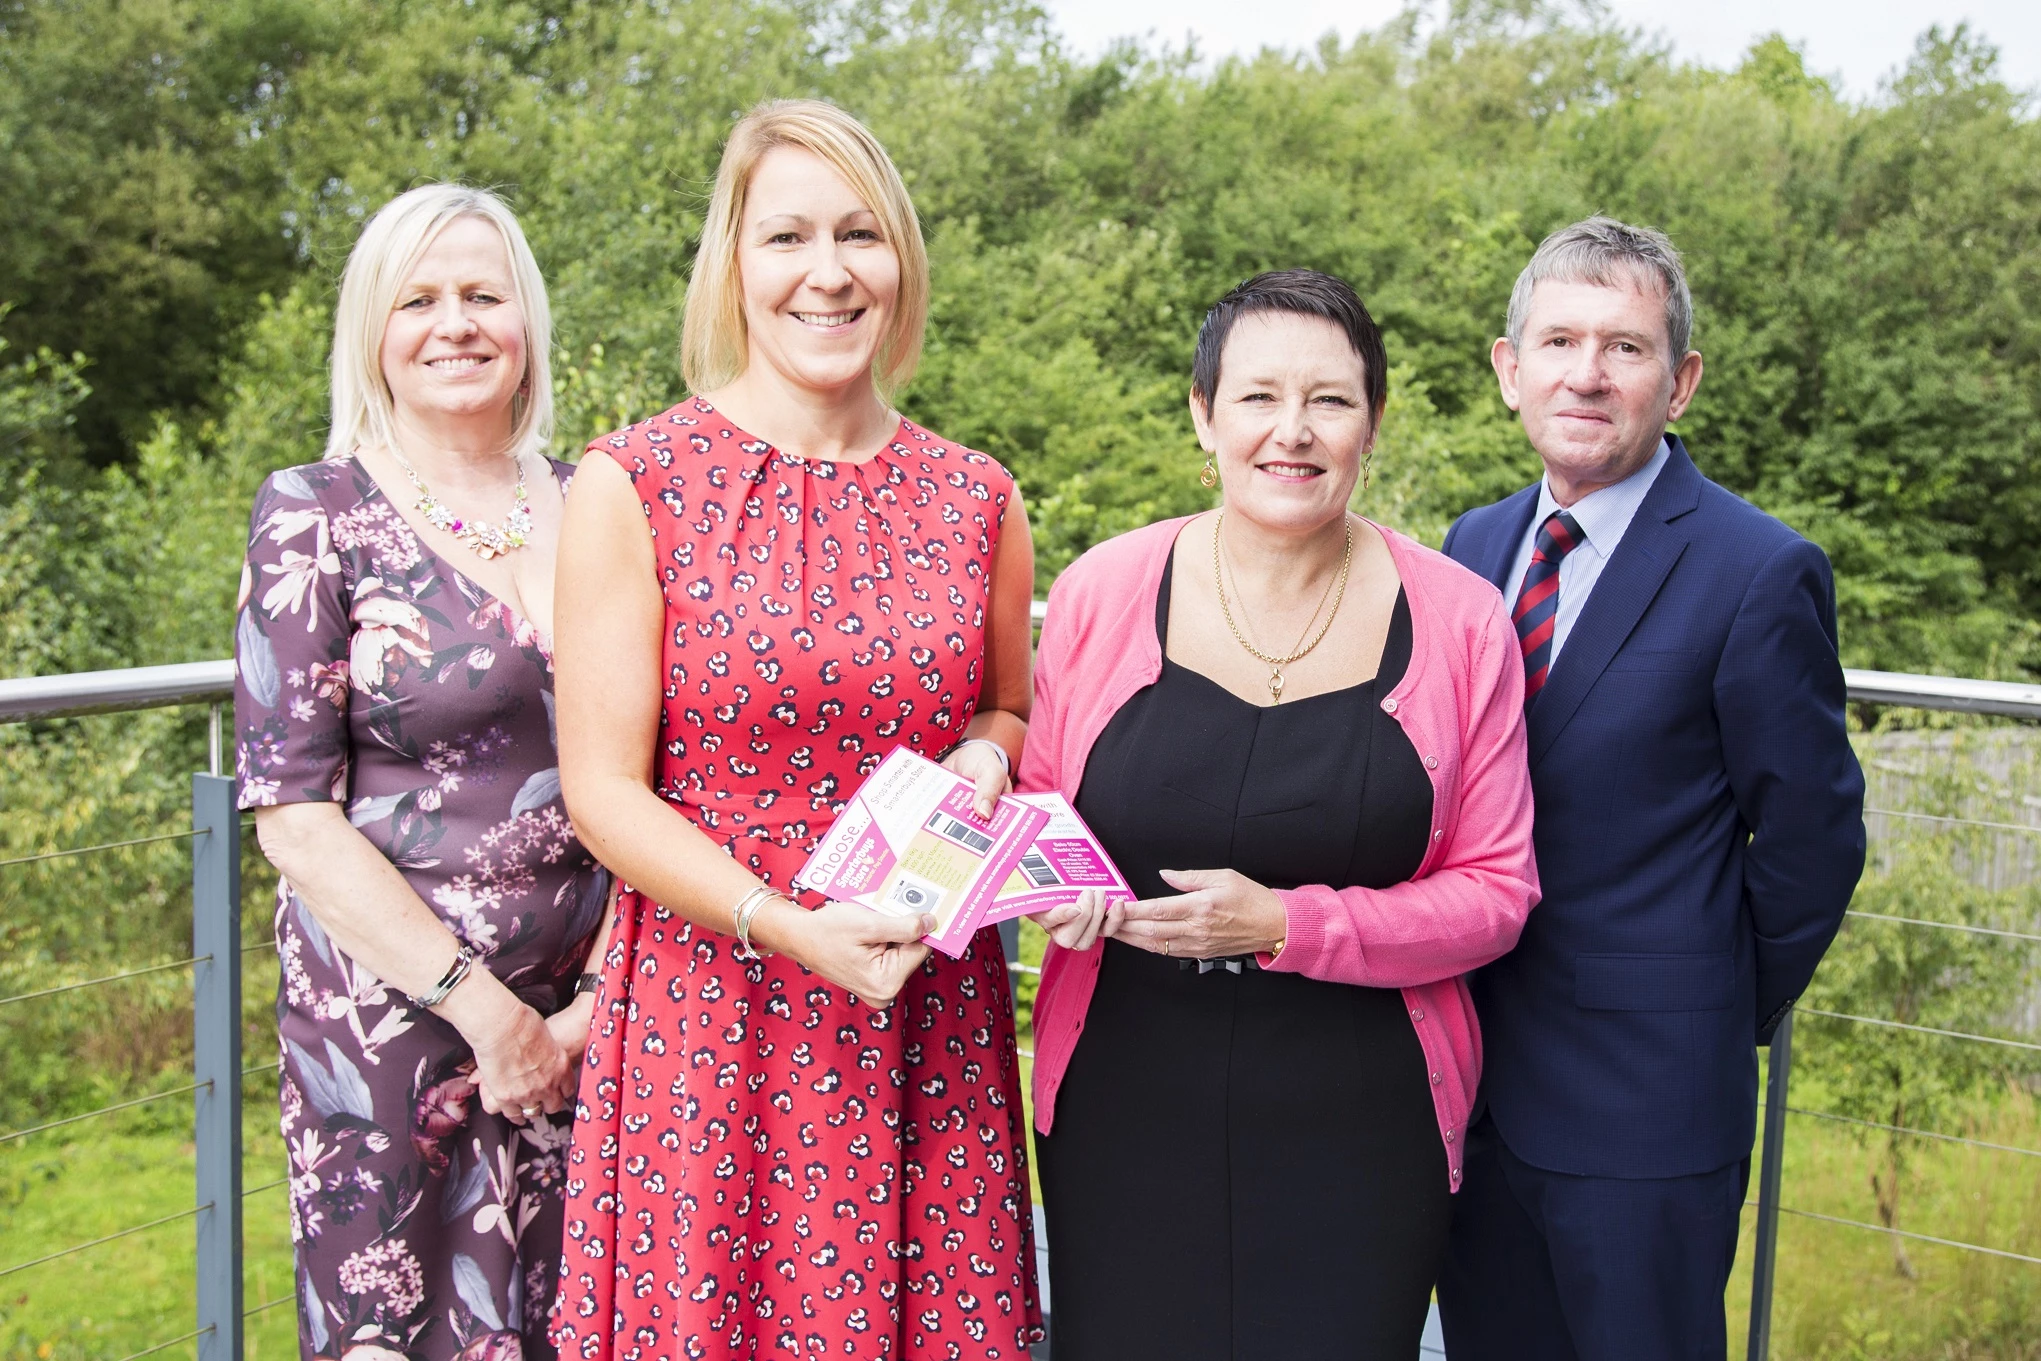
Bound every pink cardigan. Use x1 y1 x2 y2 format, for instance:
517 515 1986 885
1019 516 1539 1191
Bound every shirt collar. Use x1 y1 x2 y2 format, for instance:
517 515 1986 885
1533 437 1671 558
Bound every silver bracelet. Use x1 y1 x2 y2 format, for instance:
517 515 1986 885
731 886 781 961
413 945 476 1009
952 737 1011 775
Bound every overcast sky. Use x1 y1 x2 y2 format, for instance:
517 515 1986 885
1036 0 2041 99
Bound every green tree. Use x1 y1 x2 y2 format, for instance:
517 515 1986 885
0 0 345 462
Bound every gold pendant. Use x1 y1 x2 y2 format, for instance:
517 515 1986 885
1268 668 1285 703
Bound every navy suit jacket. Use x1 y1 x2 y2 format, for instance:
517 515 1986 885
1443 437 1865 1179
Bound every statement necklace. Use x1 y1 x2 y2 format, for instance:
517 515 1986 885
391 449 533 560
1212 511 1354 703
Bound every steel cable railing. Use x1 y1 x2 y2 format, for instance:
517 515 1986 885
114 1325 214 1361
94 1262 292 1361
1797 1008 2041 1054
1767 1204 2041 1268
1843 908 2041 944
0 1079 209 1146
0 1203 208 1279
4 651 2041 1359
0 826 206 870
1743 842 2041 1360
1863 806 2041 837
0 954 206 1009
1781 1104 2041 1159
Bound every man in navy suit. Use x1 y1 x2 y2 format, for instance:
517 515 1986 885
1435 217 1866 1359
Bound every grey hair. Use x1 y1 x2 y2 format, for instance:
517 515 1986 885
1504 216 1694 361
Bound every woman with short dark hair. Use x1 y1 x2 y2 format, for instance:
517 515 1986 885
1023 270 1540 1359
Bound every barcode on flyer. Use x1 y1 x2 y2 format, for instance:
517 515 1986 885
1017 851 1061 888
926 811 995 856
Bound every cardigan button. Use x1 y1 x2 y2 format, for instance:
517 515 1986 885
1433 829 1443 840
1445 1128 1455 1142
1424 755 1438 770
1382 697 1399 714
1410 1008 1425 1022
1431 1071 1442 1085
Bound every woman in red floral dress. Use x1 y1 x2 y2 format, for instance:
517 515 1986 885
548 101 1046 1359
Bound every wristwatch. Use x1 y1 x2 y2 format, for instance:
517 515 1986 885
572 972 601 998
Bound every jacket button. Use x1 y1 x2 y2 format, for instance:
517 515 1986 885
1424 755 1438 770
1382 697 1398 714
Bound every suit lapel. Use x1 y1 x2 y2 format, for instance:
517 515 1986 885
1527 439 1704 770
1473 486 1541 592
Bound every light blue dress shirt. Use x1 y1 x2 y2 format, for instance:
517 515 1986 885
1501 438 1671 665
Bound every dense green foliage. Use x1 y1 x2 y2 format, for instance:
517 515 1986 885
3 0 2040 675
3 1 2040 1350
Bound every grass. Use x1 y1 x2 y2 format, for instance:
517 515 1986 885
4 930 2035 1359
1728 1072 2041 1360
0 1099 299 1359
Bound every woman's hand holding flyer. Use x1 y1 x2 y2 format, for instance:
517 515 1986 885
795 749 1131 957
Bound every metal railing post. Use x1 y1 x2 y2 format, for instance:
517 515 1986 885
193 773 243 1360
998 917 1022 1005
1747 1009 1794 1361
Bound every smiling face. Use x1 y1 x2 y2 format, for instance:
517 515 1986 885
378 215 527 441
1493 274 1704 504
1190 311 1375 537
735 145 902 399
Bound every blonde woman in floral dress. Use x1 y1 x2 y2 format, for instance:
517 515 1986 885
235 185 608 1359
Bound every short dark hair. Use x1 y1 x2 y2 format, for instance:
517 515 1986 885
1190 270 1388 421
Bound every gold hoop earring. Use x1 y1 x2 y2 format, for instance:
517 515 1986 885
1200 456 1219 489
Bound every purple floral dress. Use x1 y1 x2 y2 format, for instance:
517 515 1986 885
234 455 608 1361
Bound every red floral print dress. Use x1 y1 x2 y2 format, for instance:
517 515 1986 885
550 400 1043 1361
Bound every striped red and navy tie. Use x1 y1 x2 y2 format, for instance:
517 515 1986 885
1512 509 1584 700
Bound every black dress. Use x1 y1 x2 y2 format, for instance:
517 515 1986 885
1034 554 1449 1361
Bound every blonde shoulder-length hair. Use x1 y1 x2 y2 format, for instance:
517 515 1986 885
681 100 929 399
324 184 554 463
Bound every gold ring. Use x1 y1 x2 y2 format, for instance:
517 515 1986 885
1163 938 1172 957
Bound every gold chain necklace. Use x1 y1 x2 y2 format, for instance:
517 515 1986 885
1218 532 1337 663
1212 511 1353 703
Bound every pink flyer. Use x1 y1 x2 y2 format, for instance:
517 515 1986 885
982 792 1134 926
794 746 1050 958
